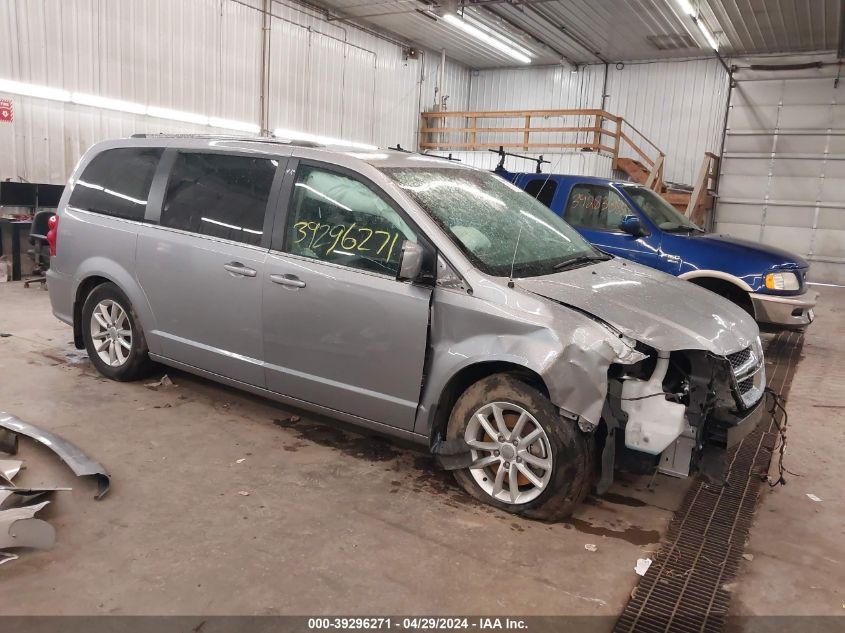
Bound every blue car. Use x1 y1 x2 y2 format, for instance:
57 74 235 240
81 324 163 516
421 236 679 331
499 169 817 332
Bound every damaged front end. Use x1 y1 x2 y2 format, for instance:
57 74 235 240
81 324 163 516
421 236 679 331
598 336 766 492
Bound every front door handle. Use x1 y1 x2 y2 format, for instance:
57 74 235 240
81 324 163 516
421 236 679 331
223 262 257 277
270 273 306 288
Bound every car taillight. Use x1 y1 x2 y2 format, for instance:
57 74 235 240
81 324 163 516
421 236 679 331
47 214 59 256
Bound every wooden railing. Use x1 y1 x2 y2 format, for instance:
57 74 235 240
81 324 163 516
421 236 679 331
419 108 666 191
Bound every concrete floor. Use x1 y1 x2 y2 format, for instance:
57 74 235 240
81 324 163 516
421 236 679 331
730 286 845 618
0 282 841 619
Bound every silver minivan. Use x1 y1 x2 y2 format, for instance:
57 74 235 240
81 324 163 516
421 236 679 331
47 136 765 520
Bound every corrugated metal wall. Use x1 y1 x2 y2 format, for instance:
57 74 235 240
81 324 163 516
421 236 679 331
0 0 472 183
605 58 729 186
461 58 729 185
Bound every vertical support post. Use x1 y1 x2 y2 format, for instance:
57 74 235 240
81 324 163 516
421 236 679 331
592 113 602 149
258 0 272 136
469 116 477 150
524 115 531 151
645 153 665 190
613 118 621 170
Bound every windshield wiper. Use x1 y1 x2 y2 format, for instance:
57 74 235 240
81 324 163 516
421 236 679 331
553 253 610 271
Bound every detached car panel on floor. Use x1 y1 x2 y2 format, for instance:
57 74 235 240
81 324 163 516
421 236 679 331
503 170 818 332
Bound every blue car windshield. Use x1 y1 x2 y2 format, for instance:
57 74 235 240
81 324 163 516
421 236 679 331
382 167 602 277
624 186 703 233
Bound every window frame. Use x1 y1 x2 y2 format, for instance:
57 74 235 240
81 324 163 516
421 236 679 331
270 158 435 280
563 182 633 234
67 146 165 223
147 148 288 250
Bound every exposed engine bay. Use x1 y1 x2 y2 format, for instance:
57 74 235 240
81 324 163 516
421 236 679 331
597 336 766 493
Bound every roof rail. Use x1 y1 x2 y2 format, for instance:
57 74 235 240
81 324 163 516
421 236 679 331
128 133 323 148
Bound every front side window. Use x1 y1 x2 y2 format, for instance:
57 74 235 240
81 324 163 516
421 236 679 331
69 147 163 220
382 167 600 278
624 186 702 233
161 152 276 246
564 184 631 231
284 165 417 276
523 178 557 208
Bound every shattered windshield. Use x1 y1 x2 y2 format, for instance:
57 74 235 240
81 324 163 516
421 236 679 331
624 186 703 233
382 167 600 277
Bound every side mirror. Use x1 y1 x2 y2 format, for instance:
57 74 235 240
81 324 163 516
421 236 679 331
618 214 645 237
397 240 424 282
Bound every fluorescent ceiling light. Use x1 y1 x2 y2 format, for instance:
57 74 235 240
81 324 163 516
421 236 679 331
676 0 696 16
0 77 261 134
461 14 534 59
0 78 70 102
272 128 378 151
71 92 146 115
443 14 531 65
695 20 719 50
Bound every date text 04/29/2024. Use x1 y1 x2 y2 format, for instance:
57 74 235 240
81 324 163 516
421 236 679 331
307 618 528 630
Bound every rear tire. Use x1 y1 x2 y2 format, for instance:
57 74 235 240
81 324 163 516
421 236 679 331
447 373 593 521
81 282 153 381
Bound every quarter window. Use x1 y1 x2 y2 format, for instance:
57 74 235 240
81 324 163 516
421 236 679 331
69 147 163 221
161 152 276 246
284 165 417 276
565 184 630 231
523 178 557 208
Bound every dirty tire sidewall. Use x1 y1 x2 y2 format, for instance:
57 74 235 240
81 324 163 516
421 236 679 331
81 282 152 381
447 373 594 522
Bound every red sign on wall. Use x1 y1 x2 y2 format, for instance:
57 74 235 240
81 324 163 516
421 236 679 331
0 99 12 123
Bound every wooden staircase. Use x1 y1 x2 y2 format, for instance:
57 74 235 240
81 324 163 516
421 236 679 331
417 108 721 228
615 153 720 228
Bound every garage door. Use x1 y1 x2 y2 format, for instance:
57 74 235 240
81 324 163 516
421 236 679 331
715 67 845 284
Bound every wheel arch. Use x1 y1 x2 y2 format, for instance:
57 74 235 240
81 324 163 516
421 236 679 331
71 259 155 351
680 271 755 317
424 360 550 448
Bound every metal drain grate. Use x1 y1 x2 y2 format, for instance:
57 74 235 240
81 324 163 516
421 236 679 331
614 332 804 633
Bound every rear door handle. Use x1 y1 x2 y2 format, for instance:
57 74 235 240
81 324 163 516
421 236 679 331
223 262 257 277
270 273 306 288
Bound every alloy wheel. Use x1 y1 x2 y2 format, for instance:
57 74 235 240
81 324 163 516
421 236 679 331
89 299 133 367
464 401 553 505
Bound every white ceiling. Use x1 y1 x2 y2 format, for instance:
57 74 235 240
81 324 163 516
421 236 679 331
309 0 841 68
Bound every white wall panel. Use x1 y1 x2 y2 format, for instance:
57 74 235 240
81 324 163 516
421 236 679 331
0 0 472 183
463 58 729 186
715 53 844 284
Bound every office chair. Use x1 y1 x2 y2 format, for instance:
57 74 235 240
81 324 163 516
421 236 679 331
24 210 55 289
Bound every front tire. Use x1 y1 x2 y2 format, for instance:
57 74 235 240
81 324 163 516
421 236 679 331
447 373 593 521
81 282 153 381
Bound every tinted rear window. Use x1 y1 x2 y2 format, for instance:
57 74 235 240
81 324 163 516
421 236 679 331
160 152 276 246
69 147 163 220
523 178 557 208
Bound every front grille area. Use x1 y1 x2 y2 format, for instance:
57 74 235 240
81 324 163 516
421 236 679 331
727 347 751 372
727 343 765 409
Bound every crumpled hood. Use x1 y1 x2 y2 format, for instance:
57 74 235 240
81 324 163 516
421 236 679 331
517 259 758 356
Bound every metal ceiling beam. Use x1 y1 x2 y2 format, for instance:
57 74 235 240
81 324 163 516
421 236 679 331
521 4 608 63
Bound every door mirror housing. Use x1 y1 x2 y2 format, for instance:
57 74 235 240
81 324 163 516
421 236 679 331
618 214 646 237
397 240 435 285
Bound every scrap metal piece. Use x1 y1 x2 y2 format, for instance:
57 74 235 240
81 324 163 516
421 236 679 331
0 429 17 455
0 412 110 499
0 500 55 551
0 487 71 510
0 459 23 486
